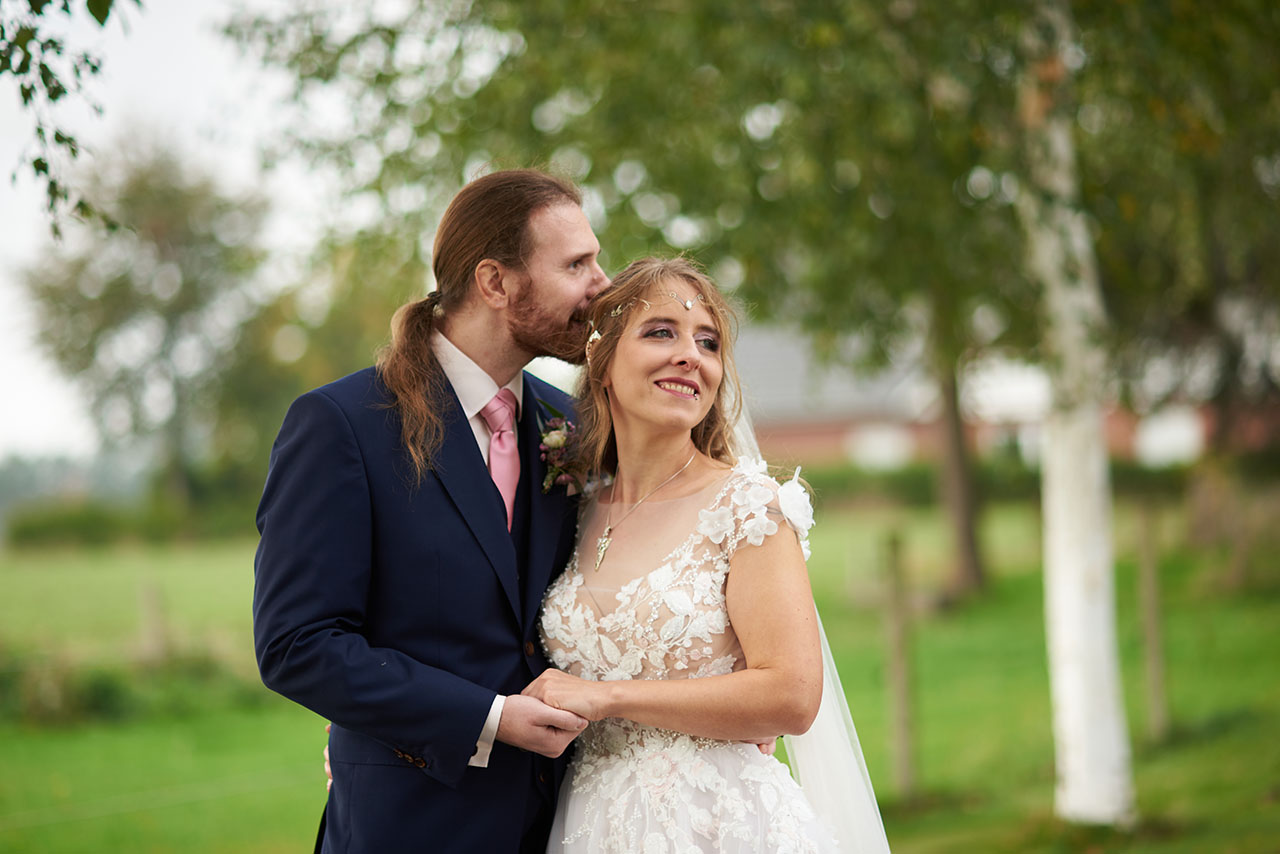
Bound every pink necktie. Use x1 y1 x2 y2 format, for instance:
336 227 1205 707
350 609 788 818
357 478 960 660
479 389 519 530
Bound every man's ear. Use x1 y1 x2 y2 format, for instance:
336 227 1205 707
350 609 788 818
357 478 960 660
474 259 515 310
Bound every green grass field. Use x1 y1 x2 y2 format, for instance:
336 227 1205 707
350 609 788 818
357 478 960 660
1 501 1277 852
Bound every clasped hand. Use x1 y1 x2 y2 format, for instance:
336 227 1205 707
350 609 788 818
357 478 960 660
521 669 778 756
521 668 611 721
322 671 779 789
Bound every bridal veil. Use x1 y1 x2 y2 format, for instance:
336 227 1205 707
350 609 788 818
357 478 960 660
730 397 892 854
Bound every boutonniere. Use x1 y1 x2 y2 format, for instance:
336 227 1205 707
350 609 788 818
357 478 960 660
537 403 583 495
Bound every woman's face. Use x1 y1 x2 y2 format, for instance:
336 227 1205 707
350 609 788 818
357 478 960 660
604 278 724 439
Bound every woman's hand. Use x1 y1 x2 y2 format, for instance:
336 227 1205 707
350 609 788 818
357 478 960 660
521 669 611 721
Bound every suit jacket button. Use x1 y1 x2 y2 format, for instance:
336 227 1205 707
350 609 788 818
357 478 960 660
524 641 536 656
414 758 426 768
538 773 547 784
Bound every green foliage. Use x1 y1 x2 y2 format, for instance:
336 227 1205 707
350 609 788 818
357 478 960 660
228 1 1034 368
1074 1 1280 442
0 0 141 221
229 0 1280 413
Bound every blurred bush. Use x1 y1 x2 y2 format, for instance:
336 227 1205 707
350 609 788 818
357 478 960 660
1234 446 1280 486
5 461 260 546
0 646 267 726
804 458 1195 506
6 452 1271 546
5 500 137 547
804 462 940 507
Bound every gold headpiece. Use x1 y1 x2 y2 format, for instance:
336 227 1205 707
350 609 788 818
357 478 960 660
666 291 705 310
608 291 702 318
609 298 652 317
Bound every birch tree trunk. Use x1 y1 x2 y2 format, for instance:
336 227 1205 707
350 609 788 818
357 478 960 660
1015 0 1136 826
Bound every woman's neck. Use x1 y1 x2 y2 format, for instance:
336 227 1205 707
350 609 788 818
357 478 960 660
610 429 699 505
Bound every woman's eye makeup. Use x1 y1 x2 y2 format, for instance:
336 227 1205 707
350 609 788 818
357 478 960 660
638 323 721 353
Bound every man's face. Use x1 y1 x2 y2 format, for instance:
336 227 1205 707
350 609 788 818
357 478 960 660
507 202 609 364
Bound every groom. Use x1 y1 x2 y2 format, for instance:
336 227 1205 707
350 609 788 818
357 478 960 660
253 169 609 852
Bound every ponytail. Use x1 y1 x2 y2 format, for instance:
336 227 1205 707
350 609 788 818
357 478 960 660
376 295 450 484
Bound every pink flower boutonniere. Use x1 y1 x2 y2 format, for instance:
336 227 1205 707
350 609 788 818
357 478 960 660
537 407 583 494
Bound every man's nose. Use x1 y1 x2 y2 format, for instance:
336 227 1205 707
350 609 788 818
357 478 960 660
588 262 610 296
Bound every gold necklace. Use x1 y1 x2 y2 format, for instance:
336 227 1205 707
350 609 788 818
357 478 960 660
594 451 697 571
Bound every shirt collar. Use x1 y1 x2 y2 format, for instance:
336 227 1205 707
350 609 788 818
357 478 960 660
431 331 524 421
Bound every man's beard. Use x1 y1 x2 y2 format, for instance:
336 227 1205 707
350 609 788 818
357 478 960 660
508 285 592 365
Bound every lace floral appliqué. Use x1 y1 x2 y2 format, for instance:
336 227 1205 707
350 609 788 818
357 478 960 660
539 458 832 853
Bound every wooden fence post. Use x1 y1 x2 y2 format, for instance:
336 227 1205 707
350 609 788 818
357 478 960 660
138 580 170 663
883 529 916 798
1137 500 1170 743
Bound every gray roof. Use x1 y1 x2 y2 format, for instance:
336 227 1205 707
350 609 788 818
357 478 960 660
734 326 935 424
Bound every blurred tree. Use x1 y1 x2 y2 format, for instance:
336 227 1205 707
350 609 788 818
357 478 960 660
228 0 1045 595
1014 0 1134 825
22 143 266 509
211 223 425 494
1 0 141 222
1074 0 1280 447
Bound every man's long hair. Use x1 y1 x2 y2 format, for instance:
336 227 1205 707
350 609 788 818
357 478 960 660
571 257 743 478
377 169 582 482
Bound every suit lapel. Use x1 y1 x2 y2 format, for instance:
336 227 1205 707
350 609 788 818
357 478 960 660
432 383 522 623
520 379 573 630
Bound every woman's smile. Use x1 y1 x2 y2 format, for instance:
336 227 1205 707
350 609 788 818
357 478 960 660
655 378 701 398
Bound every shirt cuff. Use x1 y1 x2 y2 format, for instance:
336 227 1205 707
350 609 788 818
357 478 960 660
469 694 505 767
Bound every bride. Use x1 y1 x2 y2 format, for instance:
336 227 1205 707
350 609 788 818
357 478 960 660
524 257 890 853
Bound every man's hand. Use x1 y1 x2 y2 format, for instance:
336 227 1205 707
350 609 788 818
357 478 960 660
496 694 589 758
324 723 332 790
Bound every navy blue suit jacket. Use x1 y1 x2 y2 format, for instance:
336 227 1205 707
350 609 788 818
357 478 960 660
253 366 578 852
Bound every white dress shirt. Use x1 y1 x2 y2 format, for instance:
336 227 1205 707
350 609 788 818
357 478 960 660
431 331 523 768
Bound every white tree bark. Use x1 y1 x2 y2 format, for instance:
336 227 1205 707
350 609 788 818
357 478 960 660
1016 0 1136 826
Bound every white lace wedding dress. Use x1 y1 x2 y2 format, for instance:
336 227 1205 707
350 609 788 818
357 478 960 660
539 458 839 853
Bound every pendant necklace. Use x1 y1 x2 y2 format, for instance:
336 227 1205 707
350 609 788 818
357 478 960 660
594 451 697 571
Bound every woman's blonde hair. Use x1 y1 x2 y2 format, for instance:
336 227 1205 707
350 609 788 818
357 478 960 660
572 256 743 478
